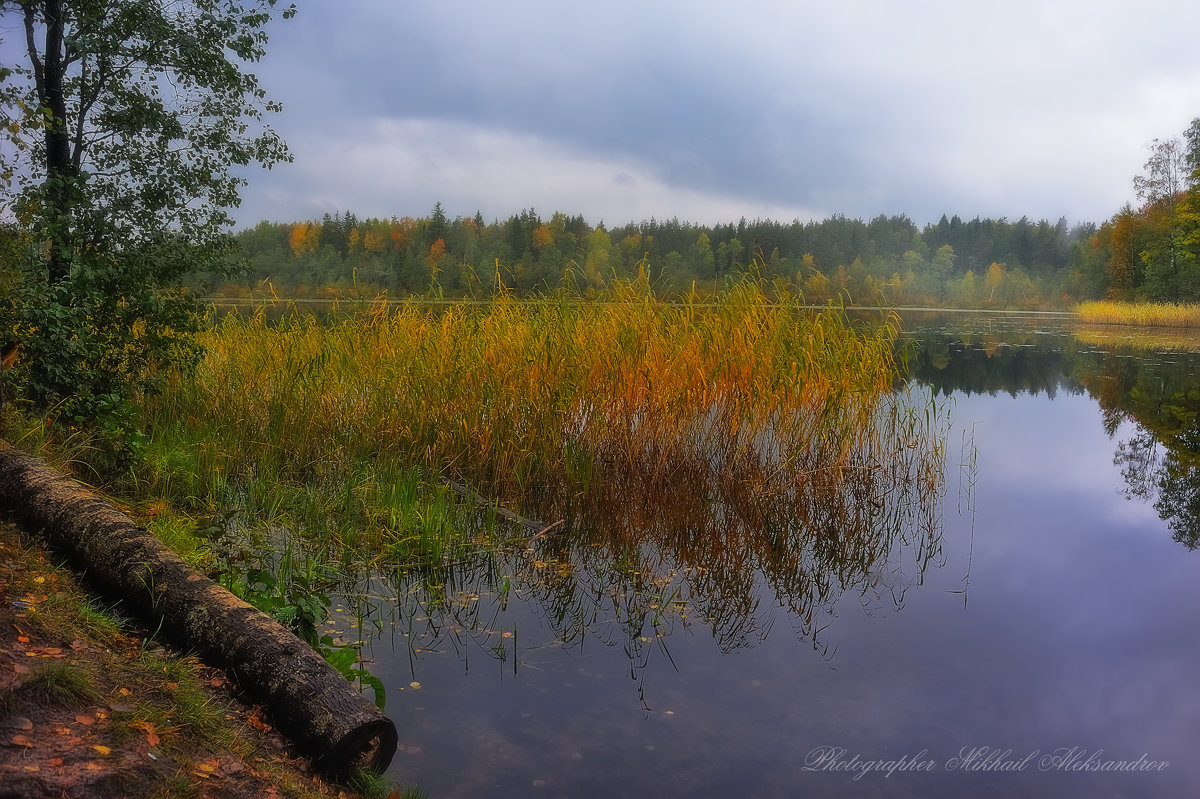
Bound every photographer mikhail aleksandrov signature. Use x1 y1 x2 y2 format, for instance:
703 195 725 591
803 744 1171 781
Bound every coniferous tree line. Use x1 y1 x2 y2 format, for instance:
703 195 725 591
223 204 1095 308
217 118 1200 309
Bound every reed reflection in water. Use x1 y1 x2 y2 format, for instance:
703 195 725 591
358 380 953 703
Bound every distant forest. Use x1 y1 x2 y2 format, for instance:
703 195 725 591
222 119 1200 309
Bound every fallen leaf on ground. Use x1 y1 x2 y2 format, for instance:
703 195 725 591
247 709 271 732
11 734 33 747
92 745 111 755
132 720 160 747
75 715 94 726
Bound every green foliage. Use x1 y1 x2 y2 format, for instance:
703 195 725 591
0 0 293 471
223 204 1095 309
196 515 387 709
1087 117 1200 303
197 516 329 644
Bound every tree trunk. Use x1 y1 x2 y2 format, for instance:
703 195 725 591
0 442 398 775
26 0 75 285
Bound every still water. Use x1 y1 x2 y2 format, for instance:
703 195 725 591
350 313 1200 798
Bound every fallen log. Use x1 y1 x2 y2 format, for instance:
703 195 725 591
0 442 398 775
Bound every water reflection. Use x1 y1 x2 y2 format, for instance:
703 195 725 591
902 315 1200 549
355 313 1200 797
355 383 952 713
1091 348 1200 550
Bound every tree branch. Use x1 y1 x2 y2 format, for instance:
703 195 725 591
22 3 45 100
72 53 108 173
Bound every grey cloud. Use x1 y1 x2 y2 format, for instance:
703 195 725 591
233 0 1200 227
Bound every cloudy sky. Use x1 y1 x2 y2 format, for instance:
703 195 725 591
235 1 1200 228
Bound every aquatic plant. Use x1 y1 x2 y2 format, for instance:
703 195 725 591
1076 300 1200 328
131 277 950 683
142 277 902 531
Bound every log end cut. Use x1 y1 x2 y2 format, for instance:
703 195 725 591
324 716 401 775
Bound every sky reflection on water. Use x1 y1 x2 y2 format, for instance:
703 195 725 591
366 318 1200 798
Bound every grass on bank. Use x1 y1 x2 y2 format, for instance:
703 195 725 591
0 521 413 799
1076 300 1200 327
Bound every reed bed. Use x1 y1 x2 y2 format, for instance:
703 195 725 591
140 279 921 562
1076 300 1200 328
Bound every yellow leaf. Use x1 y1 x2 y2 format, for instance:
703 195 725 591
92 745 111 755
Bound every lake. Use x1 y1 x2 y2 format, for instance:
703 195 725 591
339 312 1200 798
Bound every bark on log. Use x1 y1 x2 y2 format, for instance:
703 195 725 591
0 442 397 775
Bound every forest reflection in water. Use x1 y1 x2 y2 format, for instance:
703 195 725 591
901 313 1200 551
